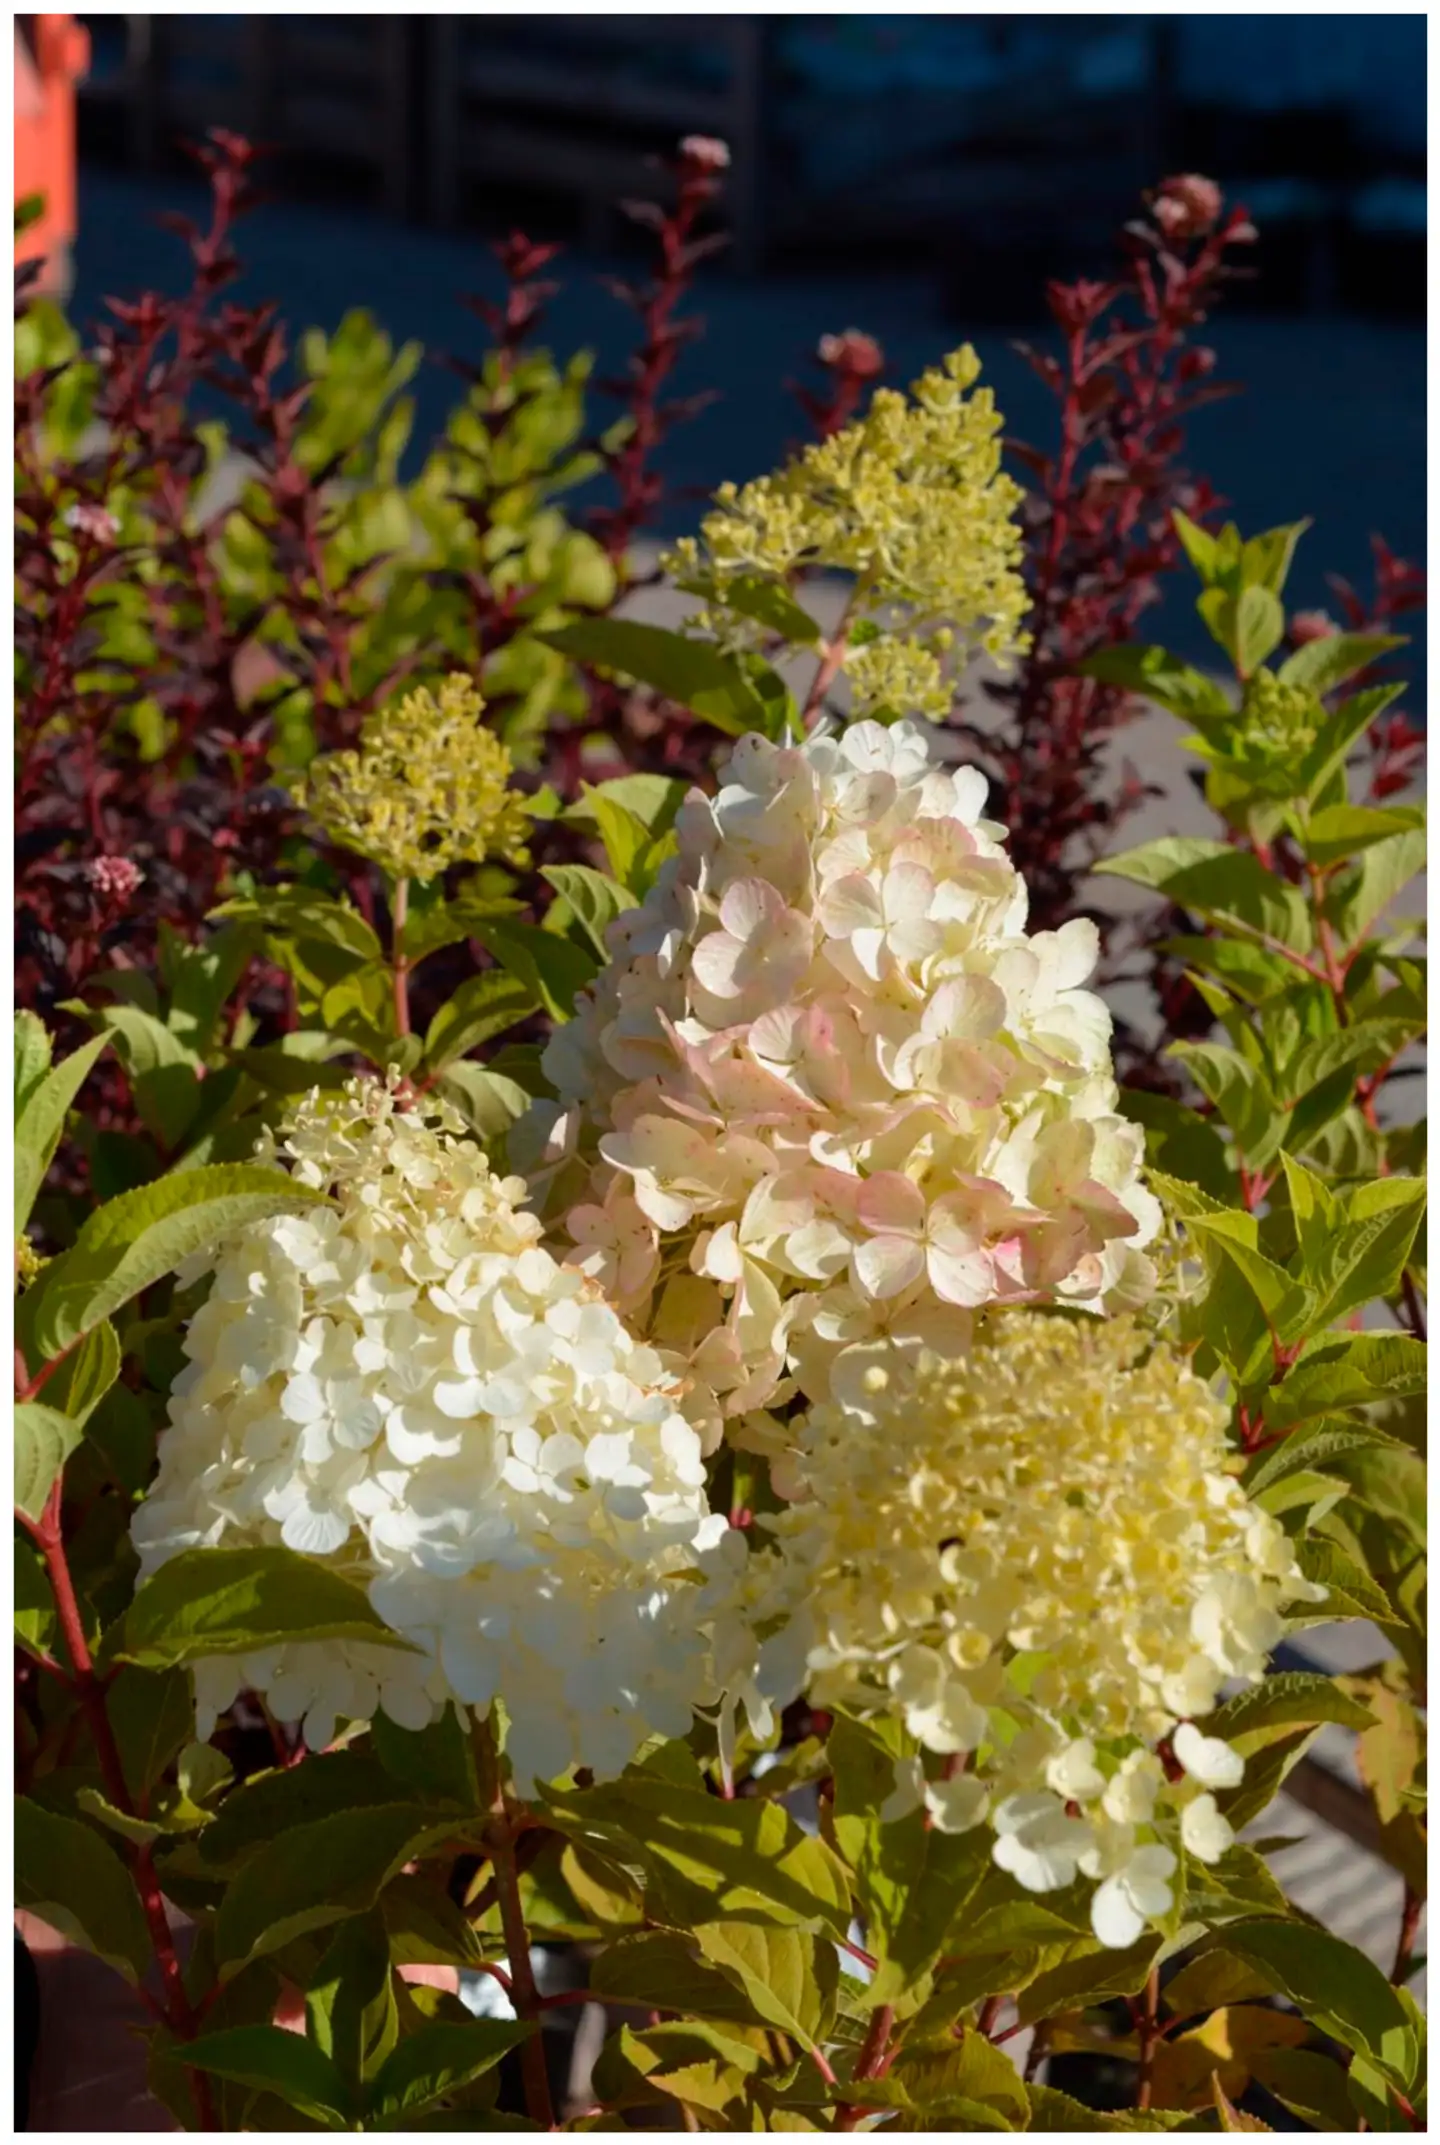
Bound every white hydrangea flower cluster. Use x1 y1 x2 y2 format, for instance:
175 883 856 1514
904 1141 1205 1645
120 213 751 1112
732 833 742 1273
536 719 1161 1429
747 1313 1326 1950
132 1079 737 1788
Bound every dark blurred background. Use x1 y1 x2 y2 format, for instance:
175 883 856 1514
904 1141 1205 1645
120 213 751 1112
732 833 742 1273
52 15 1433 618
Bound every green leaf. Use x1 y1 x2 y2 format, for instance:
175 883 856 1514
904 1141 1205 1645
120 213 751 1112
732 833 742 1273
1217 1919 1414 2079
1206 1671 1376 1745
21 1163 325 1361
1076 643 1233 720
371 1705 478 1809
307 1909 398 2090
1294 683 1405 801
1244 1417 1410 1497
1235 587 1287 673
1164 1946 1279 2021
198 1752 415 1873
540 864 637 959
13 1402 84 1522
1184 1842 1295 1923
1279 1152 1338 1274
121 1545 416 1667
1017 1934 1163 2023
1173 509 1221 583
587 1930 755 2021
692 1921 838 2051
214 1802 463 1975
15 1529 57 1660
543 1773 852 1937
1186 1211 1316 1352
367 2020 536 2128
885 2029 1029 2127
1028 2082 1190 2131
1218 1727 1322 1831
1170 1043 1287 1167
1280 1022 1417 1113
562 773 688 842
1240 519 1310 598
398 895 518 968
40 1317 121 1426
15 1009 54 1120
1326 828 1427 949
472 917 597 1024
711 574 823 647
1293 1538 1402 1627
1265 1332 1428 1428
1306 1180 1426 1328
15 1797 152 1984
165 922 261 1057
1197 585 1284 672
827 1713 990 2005
15 1028 110 1235
435 1064 530 1140
80 1005 203 1150
540 618 772 737
1249 2048 1359 2133
1300 801 1424 868
229 1039 355 1095
179 2025 349 2127
1121 1088 1232 1201
421 971 538 1071
1278 632 1405 697
108 1666 197 1799
215 889 383 965
1096 838 1311 955
596 2019 764 2117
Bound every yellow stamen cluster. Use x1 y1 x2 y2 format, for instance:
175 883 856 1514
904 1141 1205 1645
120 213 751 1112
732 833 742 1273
298 675 532 884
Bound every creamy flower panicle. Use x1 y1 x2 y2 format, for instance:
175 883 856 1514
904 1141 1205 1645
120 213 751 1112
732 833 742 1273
132 1080 735 1787
537 719 1162 1433
748 1314 1325 1949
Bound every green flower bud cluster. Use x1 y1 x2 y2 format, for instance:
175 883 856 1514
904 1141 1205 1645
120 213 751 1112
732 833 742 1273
666 346 1030 720
297 675 532 885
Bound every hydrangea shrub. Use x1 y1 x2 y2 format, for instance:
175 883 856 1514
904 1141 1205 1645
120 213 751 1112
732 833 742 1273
14 153 1427 2136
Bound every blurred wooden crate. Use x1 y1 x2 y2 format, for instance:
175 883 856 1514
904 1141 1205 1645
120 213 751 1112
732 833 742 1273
427 16 766 269
77 15 413 215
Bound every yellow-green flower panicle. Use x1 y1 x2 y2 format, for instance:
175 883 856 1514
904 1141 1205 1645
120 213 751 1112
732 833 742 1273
297 674 532 884
667 345 1030 695
751 1314 1326 1948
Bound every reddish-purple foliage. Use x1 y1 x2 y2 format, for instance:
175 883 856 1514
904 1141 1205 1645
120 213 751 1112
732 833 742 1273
959 174 1258 931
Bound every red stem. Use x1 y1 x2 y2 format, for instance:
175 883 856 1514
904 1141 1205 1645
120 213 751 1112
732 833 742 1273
18 1481 217 2127
835 2002 896 2131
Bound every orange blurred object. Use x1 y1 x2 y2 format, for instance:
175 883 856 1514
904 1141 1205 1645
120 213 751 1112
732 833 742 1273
15 14 90 294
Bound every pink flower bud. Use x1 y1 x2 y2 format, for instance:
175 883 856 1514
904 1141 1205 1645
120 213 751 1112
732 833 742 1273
63 502 119 545
817 329 885 379
86 855 144 904
1290 611 1339 645
1152 173 1223 241
679 135 730 173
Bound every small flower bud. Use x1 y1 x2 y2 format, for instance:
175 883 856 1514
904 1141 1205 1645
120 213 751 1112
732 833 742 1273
679 135 730 173
1290 609 1339 645
1152 174 1223 241
86 854 144 904
63 502 119 545
816 329 885 380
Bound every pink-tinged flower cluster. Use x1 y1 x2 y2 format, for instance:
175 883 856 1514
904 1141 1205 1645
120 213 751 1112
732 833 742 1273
533 721 1160 1434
